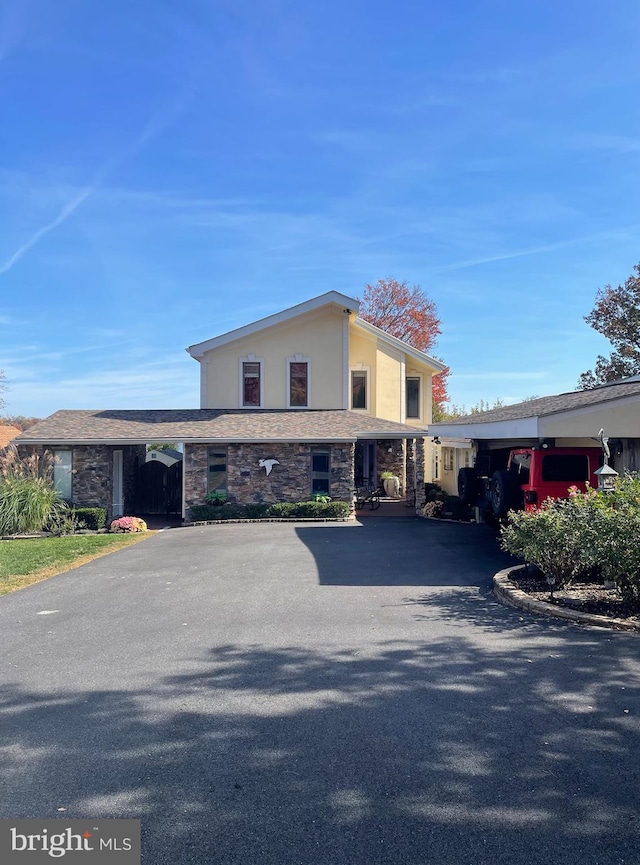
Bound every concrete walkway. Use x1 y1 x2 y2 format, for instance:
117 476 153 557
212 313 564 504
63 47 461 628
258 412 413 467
1 519 639 865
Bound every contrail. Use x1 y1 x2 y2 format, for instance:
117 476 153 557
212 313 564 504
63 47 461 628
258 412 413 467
0 83 196 277
0 186 95 275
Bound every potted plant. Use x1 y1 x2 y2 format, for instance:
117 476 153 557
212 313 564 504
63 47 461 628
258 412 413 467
380 471 400 498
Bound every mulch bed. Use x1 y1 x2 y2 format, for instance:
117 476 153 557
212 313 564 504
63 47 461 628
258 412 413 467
509 567 640 625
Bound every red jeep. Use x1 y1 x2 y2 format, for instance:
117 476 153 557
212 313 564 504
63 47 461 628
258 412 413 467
457 446 603 518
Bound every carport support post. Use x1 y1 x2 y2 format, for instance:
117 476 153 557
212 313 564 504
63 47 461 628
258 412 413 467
414 437 426 514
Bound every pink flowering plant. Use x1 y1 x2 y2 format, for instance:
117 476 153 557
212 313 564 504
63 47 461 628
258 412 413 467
110 516 148 533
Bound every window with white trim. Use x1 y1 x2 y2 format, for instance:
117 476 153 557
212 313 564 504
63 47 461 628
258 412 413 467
406 376 420 419
351 369 368 410
53 450 73 501
239 355 264 407
443 447 454 472
287 354 311 408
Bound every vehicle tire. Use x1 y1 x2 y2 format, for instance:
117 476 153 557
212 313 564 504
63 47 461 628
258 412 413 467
458 467 478 504
490 470 515 518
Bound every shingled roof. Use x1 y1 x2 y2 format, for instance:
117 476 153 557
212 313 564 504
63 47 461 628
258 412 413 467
15 409 426 444
432 378 640 427
0 424 21 449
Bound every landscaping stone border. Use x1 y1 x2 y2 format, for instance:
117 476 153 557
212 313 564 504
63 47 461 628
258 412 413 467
493 565 640 633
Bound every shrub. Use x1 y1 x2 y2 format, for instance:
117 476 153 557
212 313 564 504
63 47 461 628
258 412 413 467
268 501 350 518
0 449 68 535
72 507 107 530
500 494 596 589
581 475 640 603
110 516 148 533
244 503 271 518
189 504 246 521
266 502 296 517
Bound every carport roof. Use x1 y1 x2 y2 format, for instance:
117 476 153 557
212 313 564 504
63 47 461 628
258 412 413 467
15 409 426 445
430 377 640 432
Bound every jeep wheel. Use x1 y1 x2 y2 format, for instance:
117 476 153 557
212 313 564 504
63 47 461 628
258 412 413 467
490 470 515 518
458 467 478 504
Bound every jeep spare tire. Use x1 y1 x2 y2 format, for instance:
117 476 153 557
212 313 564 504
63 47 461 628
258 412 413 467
490 469 514 518
457 467 478 504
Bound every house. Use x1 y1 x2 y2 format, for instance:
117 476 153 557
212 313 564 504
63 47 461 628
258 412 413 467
0 424 22 451
429 377 640 487
15 292 446 520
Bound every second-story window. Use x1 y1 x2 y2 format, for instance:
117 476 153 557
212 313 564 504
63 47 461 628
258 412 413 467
406 377 420 419
351 370 367 410
243 362 261 406
288 359 309 407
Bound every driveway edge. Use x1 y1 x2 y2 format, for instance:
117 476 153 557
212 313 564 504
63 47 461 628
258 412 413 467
492 566 640 633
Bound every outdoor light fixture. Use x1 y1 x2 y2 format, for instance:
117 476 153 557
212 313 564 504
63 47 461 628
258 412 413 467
433 437 441 445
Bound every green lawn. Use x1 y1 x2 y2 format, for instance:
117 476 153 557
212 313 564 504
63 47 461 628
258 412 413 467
0 533 152 595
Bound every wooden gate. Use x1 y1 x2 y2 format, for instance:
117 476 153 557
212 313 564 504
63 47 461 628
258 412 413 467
136 460 182 515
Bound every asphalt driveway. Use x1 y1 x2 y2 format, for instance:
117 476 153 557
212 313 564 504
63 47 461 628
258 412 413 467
1 517 639 865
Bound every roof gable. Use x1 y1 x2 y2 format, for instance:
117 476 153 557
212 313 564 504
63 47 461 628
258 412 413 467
187 291 359 359
352 318 447 372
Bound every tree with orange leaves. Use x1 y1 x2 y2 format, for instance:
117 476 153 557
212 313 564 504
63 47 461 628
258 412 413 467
359 278 450 413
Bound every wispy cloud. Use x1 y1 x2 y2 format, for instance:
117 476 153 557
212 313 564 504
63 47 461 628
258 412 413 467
434 226 640 273
0 84 196 278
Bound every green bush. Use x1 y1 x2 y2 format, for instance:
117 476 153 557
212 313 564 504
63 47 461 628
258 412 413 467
190 500 351 521
244 503 271 518
190 504 246 521
71 507 107 530
500 493 596 589
266 502 295 517
267 501 350 518
501 476 640 600
0 450 68 535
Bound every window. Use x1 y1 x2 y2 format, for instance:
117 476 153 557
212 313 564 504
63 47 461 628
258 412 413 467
542 454 589 483
406 377 420 419
443 447 454 472
242 361 261 407
351 371 367 410
208 449 227 493
287 355 310 407
53 450 72 501
311 450 330 495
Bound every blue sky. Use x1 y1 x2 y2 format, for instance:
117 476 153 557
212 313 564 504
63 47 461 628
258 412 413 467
1 0 639 418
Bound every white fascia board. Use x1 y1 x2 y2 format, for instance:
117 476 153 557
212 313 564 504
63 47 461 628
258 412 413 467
352 318 446 372
186 291 360 358
427 417 540 440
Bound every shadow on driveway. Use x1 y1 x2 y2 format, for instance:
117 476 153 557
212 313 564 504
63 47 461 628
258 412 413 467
296 518 514 586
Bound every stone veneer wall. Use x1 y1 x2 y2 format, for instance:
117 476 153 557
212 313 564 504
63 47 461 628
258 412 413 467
17 444 146 521
375 439 406 494
184 441 355 519
414 437 426 513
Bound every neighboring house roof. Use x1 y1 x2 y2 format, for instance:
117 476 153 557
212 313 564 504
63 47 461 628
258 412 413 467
145 448 183 465
15 409 427 445
0 425 22 449
186 291 360 358
430 378 640 440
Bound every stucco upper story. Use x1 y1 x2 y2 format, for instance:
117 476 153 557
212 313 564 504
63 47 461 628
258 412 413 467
186 291 446 426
